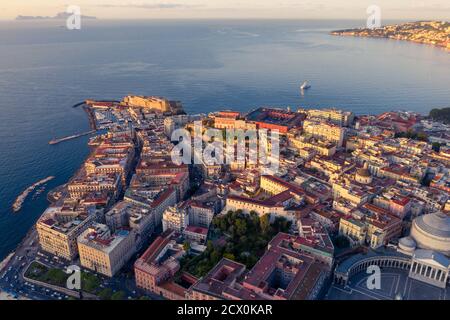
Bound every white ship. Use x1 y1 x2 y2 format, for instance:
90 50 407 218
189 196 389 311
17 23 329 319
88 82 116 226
300 81 311 90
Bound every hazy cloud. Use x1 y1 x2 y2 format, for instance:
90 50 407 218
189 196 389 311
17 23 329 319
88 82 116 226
96 2 203 9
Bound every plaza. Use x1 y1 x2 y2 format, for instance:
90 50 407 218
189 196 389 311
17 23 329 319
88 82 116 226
327 268 449 300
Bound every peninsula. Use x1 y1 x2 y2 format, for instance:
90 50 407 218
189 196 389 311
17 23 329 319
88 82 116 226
16 12 97 21
331 21 450 50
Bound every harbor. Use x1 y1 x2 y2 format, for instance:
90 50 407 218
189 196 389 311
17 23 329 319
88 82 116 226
12 176 55 212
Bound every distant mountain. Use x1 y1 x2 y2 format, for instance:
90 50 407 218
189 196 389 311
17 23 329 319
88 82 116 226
16 12 97 21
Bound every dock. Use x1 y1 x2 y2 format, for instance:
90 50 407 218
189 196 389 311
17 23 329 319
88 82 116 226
49 130 96 145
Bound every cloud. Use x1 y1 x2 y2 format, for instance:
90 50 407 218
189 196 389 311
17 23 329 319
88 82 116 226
96 2 202 10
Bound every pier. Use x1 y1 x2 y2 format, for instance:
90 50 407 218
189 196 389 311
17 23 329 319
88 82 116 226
48 130 96 145
12 176 55 212
71 101 86 108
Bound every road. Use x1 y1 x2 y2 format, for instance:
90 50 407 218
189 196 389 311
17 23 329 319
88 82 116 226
0 225 161 300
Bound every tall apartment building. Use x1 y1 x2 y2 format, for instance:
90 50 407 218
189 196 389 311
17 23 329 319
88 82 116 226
288 134 337 156
303 108 354 127
105 200 156 250
134 230 196 300
338 203 402 249
164 114 203 137
77 223 136 277
162 205 189 232
36 206 95 260
188 201 215 228
84 144 135 185
68 172 121 200
303 119 346 147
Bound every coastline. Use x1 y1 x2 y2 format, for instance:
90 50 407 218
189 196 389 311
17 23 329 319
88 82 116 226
0 252 14 272
330 21 450 52
330 31 450 51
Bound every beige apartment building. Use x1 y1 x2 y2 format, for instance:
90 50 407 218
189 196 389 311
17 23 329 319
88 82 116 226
303 119 345 147
304 108 354 127
162 205 189 233
77 223 136 277
36 207 95 260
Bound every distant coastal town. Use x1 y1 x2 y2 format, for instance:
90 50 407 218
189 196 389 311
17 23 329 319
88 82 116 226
1 95 449 301
331 21 450 50
15 12 97 21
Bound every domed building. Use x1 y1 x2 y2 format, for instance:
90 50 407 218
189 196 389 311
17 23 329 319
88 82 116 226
394 212 450 289
355 162 372 185
398 236 416 255
410 211 450 256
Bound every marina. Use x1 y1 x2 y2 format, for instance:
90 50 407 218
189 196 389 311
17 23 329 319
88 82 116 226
12 176 55 212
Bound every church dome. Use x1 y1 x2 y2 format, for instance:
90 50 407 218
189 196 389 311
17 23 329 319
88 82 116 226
356 162 371 177
410 212 450 256
355 162 372 184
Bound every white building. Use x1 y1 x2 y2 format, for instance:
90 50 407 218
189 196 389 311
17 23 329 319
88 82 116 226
162 205 188 233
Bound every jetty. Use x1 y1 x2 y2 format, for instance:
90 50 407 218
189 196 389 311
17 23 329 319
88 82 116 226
49 130 96 145
71 101 86 108
12 176 55 212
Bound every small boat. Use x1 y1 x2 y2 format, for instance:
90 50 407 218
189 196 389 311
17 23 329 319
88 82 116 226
300 81 311 90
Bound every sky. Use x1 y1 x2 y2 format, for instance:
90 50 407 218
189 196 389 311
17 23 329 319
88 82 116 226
1 0 450 20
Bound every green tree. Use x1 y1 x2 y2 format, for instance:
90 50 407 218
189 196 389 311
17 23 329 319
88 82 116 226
45 268 67 286
260 214 271 234
223 253 236 261
81 272 101 293
416 132 428 142
235 218 247 236
432 142 441 152
98 288 113 300
111 291 126 300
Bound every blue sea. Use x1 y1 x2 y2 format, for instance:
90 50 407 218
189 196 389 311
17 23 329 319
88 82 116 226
0 19 449 260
